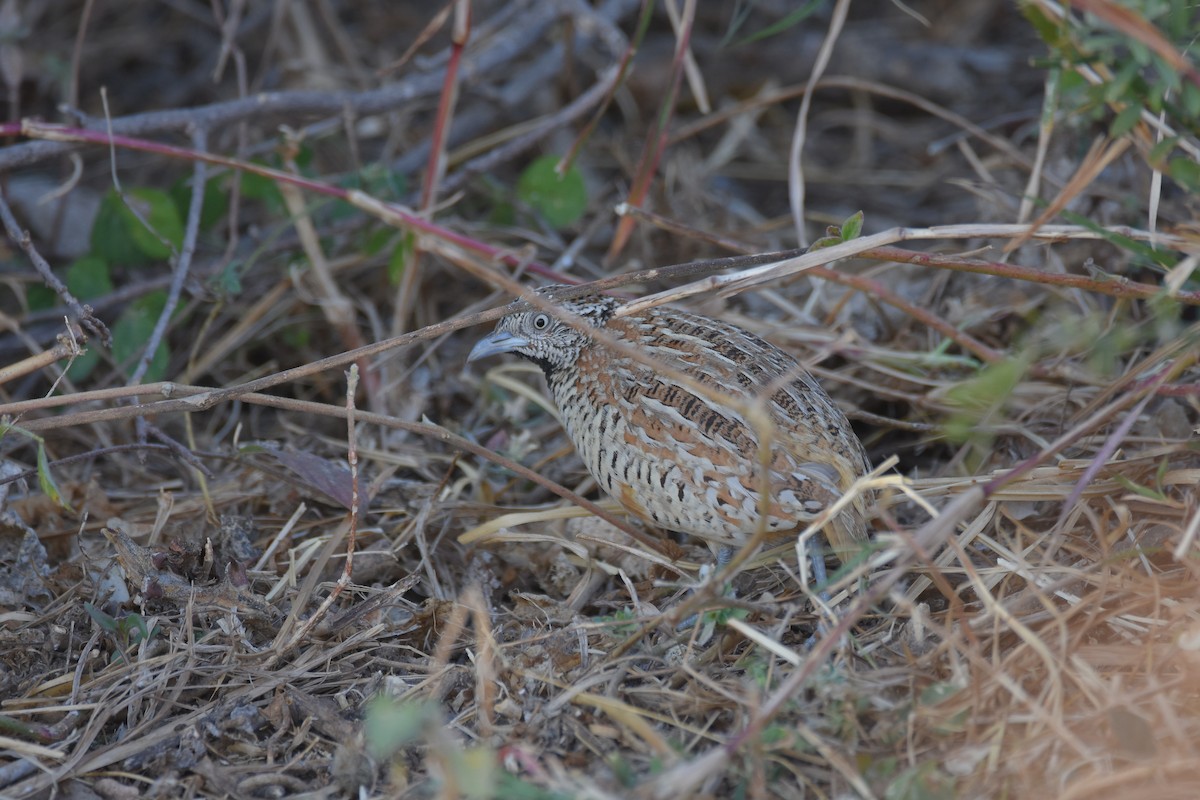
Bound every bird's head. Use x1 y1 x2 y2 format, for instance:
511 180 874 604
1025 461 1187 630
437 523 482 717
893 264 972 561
467 287 618 376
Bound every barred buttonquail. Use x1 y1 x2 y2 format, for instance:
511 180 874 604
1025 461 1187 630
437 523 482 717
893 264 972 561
469 287 871 575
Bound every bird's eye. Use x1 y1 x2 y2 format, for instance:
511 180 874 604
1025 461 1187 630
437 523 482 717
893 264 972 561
531 314 551 331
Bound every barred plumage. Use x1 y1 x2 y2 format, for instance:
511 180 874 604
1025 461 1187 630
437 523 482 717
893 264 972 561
469 287 871 565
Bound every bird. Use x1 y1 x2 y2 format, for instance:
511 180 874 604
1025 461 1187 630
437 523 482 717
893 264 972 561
468 285 871 585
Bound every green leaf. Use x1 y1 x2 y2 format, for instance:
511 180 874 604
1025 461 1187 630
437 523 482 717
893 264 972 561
942 355 1030 445
1103 59 1140 103
807 235 842 251
1182 83 1200 120
840 210 864 241
362 227 394 257
1109 104 1143 138
946 356 1027 412
1058 68 1088 95
1113 474 1168 502
36 441 72 512
1155 456 1170 489
83 602 119 634
292 143 315 170
388 231 415 286
0 427 64 514
123 187 184 260
66 256 113 300
454 745 498 800
493 774 573 800
170 174 229 232
111 290 170 381
363 697 435 759
239 162 286 211
345 163 407 200
1128 40 1151 67
1168 157 1200 193
883 762 957 800
706 605 749 625
516 155 588 229
65 346 100 384
327 197 358 222
281 324 311 349
26 284 56 311
488 198 516 226
1148 135 1179 165
211 260 245 296
1144 82 1164 114
91 190 148 265
1021 3 1066 48
118 613 160 644
90 187 186 263
1166 3 1190 39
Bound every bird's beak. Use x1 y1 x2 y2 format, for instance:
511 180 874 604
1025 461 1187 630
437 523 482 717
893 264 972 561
467 330 529 363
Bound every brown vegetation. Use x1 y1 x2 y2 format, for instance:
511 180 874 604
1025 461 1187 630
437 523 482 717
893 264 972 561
1 1 1198 798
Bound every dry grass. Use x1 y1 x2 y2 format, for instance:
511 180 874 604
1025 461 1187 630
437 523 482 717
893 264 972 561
1 2 1199 798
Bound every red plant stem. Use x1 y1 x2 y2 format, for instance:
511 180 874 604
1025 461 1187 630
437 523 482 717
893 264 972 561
9 120 563 280
396 0 472 334
420 0 470 212
559 0 654 174
606 0 694 260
